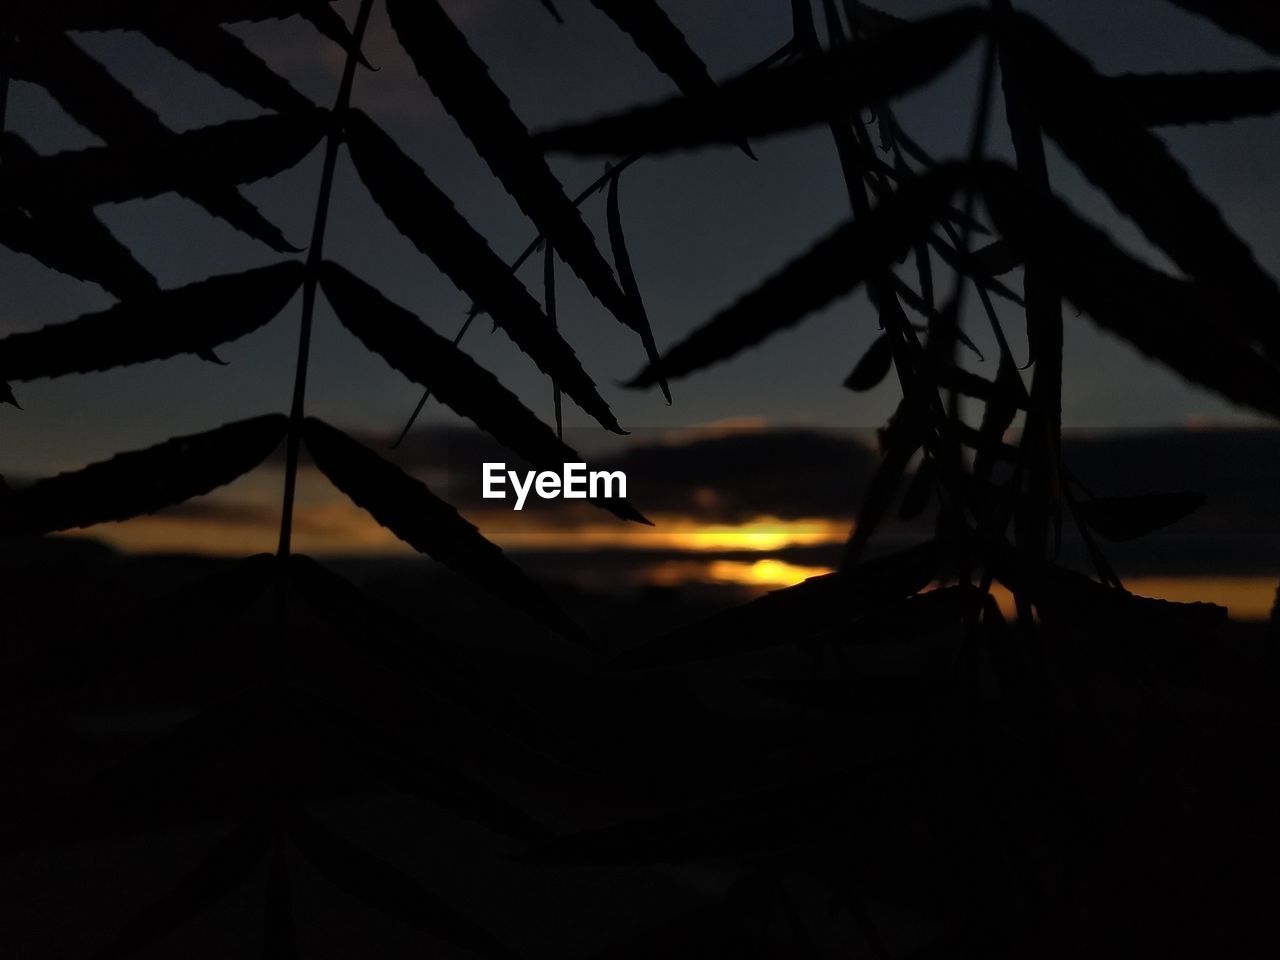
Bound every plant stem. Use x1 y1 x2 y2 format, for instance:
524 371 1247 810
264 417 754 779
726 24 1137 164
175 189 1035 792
391 39 796 446
277 0 376 558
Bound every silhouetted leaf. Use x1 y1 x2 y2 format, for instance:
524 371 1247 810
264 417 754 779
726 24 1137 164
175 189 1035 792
606 169 670 403
628 164 965 386
845 333 894 391
535 8 985 154
1109 70 1280 127
12 33 304 253
144 24 315 116
590 0 754 157
841 0 906 36
318 261 647 524
935 363 1026 408
1010 12 1280 361
982 163 1280 419
7 110 327 207
0 263 303 382
91 820 269 960
1 382 17 408
544 243 563 438
385 0 632 326
0 415 288 537
970 239 1020 276
287 810 519 958
15 0 342 32
1075 492 1207 542
302 417 582 641
343 109 623 435
1165 0 1280 56
0 188 158 299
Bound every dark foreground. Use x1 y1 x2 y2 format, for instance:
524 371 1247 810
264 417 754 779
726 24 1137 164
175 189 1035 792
2 539 1277 958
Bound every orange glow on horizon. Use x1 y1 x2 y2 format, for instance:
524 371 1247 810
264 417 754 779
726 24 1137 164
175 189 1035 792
987 577 1277 622
648 558 834 590
489 514 850 552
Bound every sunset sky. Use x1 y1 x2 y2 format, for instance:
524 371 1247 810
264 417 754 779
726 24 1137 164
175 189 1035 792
3 1 1279 615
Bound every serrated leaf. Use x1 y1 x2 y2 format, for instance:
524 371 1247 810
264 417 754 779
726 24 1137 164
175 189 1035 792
385 0 631 328
302 417 582 642
590 0 754 157
12 32 303 253
91 820 269 960
144 24 315 116
535 7 984 155
627 164 964 387
0 262 303 382
287 810 519 959
1109 70 1280 127
0 415 288 537
14 1 341 32
544 243 563 438
1010 12 1280 361
1165 0 1280 56
606 169 670 403
1075 492 1206 542
845 333 894 391
342 110 623 435
981 162 1280 419
0 188 158 299
6 110 327 207
318 260 647 524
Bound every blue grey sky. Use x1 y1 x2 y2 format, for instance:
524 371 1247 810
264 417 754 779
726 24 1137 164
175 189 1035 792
3 0 1278 476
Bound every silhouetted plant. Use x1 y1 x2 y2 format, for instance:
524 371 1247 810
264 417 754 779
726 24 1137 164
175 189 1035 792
4 1 1280 956
0 0 700 955
513 0 1280 952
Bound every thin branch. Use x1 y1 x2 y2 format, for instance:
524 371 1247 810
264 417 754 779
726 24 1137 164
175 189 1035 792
391 40 795 445
277 0 375 557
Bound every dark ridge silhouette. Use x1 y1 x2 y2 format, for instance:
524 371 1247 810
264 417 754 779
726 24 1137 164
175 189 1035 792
2 1 1280 957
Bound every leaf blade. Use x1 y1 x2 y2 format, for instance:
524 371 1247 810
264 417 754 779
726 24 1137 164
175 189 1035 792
535 8 985 155
302 417 583 641
0 262 303 382
627 164 965 386
318 261 648 524
385 0 631 326
342 109 623 435
0 415 289 537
